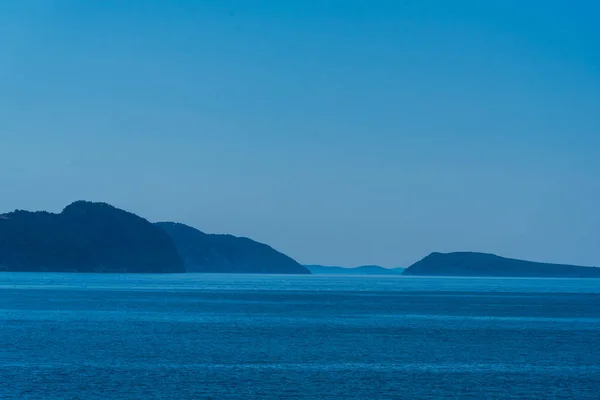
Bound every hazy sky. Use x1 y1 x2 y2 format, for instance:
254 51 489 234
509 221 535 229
1 1 599 267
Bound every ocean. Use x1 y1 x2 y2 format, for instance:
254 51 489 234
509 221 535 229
1 273 599 399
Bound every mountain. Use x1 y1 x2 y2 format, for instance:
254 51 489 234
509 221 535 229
403 252 600 278
156 222 310 274
0 201 184 273
306 265 404 275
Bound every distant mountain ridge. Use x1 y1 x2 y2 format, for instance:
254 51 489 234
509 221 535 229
403 252 600 278
2 201 598 278
307 265 404 275
156 222 310 274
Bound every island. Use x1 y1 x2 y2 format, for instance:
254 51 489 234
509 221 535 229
403 252 600 278
306 265 404 275
0 201 184 273
0 201 311 274
156 222 310 274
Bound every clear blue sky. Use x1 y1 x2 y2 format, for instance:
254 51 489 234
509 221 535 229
1 1 599 267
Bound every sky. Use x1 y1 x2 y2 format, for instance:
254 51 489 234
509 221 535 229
1 0 599 268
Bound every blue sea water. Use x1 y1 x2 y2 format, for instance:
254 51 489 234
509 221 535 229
1 273 599 399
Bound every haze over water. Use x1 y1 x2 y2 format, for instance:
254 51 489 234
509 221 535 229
1 273 599 399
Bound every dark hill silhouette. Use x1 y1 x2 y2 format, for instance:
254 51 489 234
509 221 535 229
0 201 184 273
403 252 600 278
156 222 310 274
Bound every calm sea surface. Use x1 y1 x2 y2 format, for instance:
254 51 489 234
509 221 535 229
1 273 599 399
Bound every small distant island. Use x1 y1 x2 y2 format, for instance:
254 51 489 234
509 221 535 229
403 252 600 278
306 265 404 275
